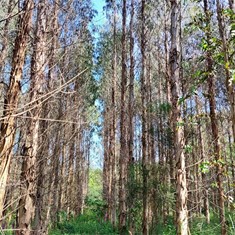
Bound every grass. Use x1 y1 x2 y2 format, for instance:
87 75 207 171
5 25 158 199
153 212 235 235
49 210 118 235
49 210 235 235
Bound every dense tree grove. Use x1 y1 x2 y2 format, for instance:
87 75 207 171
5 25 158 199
0 0 235 234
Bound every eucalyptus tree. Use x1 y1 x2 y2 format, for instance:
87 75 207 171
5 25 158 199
140 0 149 234
16 1 47 233
168 0 189 234
0 0 34 220
202 0 226 233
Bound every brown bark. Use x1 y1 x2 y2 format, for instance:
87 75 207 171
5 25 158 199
67 126 76 217
75 127 88 216
110 0 117 225
228 130 235 199
164 2 174 220
128 0 135 231
203 0 226 234
0 0 33 220
119 0 128 233
216 0 235 147
17 1 47 233
58 128 66 215
50 127 61 224
195 96 210 224
76 130 85 215
128 0 135 166
47 1 59 224
169 0 188 234
207 69 226 235
0 0 14 77
103 108 110 215
141 1 149 234
33 107 49 234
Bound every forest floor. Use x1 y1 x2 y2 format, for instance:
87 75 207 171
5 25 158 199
49 209 235 235
49 210 118 235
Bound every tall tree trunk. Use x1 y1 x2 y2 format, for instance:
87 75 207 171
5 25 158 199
0 0 33 219
128 0 135 169
119 0 128 233
67 125 76 217
203 0 226 234
169 0 189 234
33 106 49 234
164 2 174 220
0 0 14 77
195 96 210 224
50 126 61 224
141 1 149 234
17 1 47 233
103 108 110 218
216 0 235 150
128 0 135 232
110 0 117 225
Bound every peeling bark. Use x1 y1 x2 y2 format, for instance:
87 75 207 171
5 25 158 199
17 1 47 233
0 0 33 220
169 0 189 234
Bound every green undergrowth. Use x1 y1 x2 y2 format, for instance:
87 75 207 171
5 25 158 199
153 212 235 235
49 208 235 235
49 210 118 235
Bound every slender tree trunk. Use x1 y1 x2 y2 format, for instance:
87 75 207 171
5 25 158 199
17 1 47 233
103 108 109 218
67 125 76 217
119 0 128 233
51 127 61 224
58 128 66 215
216 0 235 148
228 130 235 199
0 0 33 219
0 0 14 77
203 0 226 233
169 0 189 234
140 1 149 234
195 96 210 224
128 0 135 232
207 65 226 235
164 2 174 220
129 0 135 169
76 130 84 215
110 0 117 226
33 107 49 234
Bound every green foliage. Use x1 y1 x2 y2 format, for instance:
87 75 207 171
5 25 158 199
158 102 171 114
176 121 184 127
184 144 193 154
152 212 235 235
86 105 99 125
152 217 176 235
146 102 172 115
190 212 235 235
127 164 143 230
49 169 116 235
49 210 118 235
178 69 211 105
190 214 220 235
49 210 235 235
86 169 105 215
56 211 67 223
199 161 210 174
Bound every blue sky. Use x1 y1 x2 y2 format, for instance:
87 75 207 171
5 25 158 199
92 0 106 26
